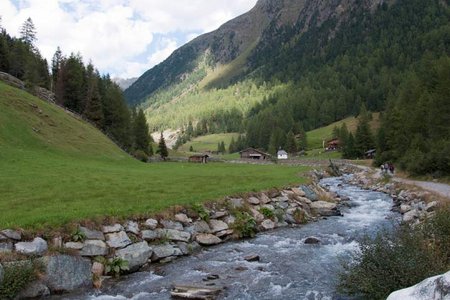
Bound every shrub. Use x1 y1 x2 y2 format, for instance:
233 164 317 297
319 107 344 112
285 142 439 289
337 209 450 299
95 257 129 278
293 208 308 224
0 260 42 299
71 227 86 242
232 212 257 238
191 203 210 222
133 150 148 162
259 207 274 219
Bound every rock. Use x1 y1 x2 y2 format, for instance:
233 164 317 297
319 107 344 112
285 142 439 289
228 198 243 208
215 229 234 238
80 240 108 256
235 266 248 271
171 285 223 300
250 208 265 222
272 196 289 202
17 282 50 298
177 242 201 255
210 211 227 219
262 204 275 211
43 255 91 292
304 237 321 244
400 204 412 214
193 220 212 233
297 197 312 205
0 263 3 284
209 220 228 233
64 242 84 250
144 218 158 229
175 213 193 224
403 209 419 223
260 219 276 231
196 233 222 246
386 270 450 300
105 231 132 248
275 201 289 209
15 237 48 256
1 229 21 240
125 221 140 235
79 227 104 240
247 197 260 205
102 224 124 233
161 220 184 231
142 230 159 241
116 242 153 271
292 188 306 197
91 261 105 276
156 229 191 242
0 242 13 252
151 244 182 261
224 215 236 225
244 254 260 262
310 201 340 216
425 201 438 212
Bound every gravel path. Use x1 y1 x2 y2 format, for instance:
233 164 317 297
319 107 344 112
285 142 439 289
392 177 450 199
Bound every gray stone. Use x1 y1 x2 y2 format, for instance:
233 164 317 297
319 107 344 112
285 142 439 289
250 208 264 222
209 220 228 233
275 201 289 209
15 237 48 256
175 213 192 224
1 229 21 240
17 282 50 298
79 227 105 240
91 261 104 276
156 229 191 242
0 234 6 241
247 197 260 205
304 237 321 244
144 218 158 229
297 197 312 205
0 242 13 252
292 187 306 197
64 242 84 250
151 244 182 261
244 254 260 262
161 220 184 230
215 229 234 238
259 193 272 205
400 204 412 214
403 209 419 223
260 219 275 230
142 230 158 241
176 242 190 255
106 231 132 248
43 255 91 292
310 201 339 216
210 211 227 219
116 242 153 271
228 198 243 208
125 221 140 235
425 201 438 212
0 263 3 284
224 215 236 225
102 224 124 233
196 233 222 246
80 240 108 256
192 220 212 233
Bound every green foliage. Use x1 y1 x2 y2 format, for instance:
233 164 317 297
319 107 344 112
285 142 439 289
0 260 41 299
232 212 257 238
105 258 129 278
133 109 152 156
156 132 168 160
259 207 274 219
133 149 148 162
293 208 307 224
285 131 298 154
191 203 210 222
71 227 86 242
338 208 450 299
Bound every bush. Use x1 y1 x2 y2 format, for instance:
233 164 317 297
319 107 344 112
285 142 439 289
259 207 274 219
232 212 257 238
191 203 210 222
293 208 308 224
337 208 450 299
0 260 42 299
133 150 148 162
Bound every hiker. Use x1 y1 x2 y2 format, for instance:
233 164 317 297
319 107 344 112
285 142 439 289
380 164 385 174
389 163 395 175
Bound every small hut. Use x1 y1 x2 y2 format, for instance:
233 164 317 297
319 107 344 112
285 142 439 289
325 138 340 151
239 148 270 160
188 154 209 163
277 150 288 160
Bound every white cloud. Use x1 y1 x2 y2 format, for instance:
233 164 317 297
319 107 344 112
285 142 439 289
0 0 258 78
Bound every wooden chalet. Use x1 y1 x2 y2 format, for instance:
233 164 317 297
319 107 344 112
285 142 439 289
239 148 270 160
325 138 341 151
188 154 209 163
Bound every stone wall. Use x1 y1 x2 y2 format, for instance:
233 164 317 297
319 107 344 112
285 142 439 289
0 183 343 298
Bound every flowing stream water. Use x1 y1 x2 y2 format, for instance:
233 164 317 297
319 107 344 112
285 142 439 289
54 176 397 300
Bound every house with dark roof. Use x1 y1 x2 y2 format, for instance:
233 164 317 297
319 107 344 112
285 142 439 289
239 148 270 160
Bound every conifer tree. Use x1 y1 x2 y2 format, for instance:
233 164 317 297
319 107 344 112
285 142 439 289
133 109 152 156
156 132 168 160
20 18 36 47
285 131 298 154
229 137 236 153
354 104 374 157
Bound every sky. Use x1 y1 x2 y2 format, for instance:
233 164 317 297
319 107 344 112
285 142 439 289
0 0 258 79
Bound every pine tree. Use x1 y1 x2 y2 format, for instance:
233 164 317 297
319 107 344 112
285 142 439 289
156 132 168 160
133 109 151 156
20 18 36 47
354 104 374 157
51 47 63 91
229 137 236 153
220 141 226 153
285 131 298 154
84 64 103 127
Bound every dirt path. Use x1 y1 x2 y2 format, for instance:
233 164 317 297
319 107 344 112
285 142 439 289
392 177 450 199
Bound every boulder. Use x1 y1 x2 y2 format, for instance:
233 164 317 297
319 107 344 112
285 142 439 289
275 201 289 209
0 242 13 252
386 270 450 300
105 231 132 248
177 242 201 255
228 198 243 208
125 221 140 235
310 201 340 216
151 244 182 261
64 242 84 250
102 224 124 233
400 204 412 214
15 237 48 256
196 233 222 246
209 220 228 233
272 196 289 202
403 209 419 223
304 237 321 244
192 220 212 234
79 227 104 240
142 230 159 241
291 188 306 197
250 208 265 222
244 254 260 262
156 229 191 243
215 229 234 238
80 240 108 256
43 255 91 292
247 197 260 205
259 193 272 204
144 218 158 229
1 229 21 240
17 282 50 299
210 211 227 219
425 201 438 212
260 219 275 231
161 220 184 231
116 242 153 271
175 213 193 224
297 197 312 205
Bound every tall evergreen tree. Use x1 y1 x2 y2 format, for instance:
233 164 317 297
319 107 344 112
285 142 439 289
133 109 152 156
156 132 168 160
285 131 298 154
84 64 103 127
354 104 374 157
20 18 36 47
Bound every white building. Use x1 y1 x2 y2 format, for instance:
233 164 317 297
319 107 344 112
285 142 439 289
277 150 288 160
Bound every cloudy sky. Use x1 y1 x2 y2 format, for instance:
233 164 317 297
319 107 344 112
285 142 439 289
0 0 257 79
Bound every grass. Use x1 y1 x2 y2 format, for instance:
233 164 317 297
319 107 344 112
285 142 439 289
179 133 240 153
0 82 308 229
306 113 380 149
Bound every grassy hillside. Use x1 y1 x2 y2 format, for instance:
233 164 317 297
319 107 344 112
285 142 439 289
306 113 380 150
0 82 306 229
179 133 240 153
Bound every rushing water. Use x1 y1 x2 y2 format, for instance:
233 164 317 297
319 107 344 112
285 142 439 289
54 176 397 300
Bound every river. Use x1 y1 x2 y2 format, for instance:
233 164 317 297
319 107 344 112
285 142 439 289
53 176 397 300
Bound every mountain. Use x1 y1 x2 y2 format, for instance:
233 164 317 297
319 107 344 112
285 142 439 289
113 77 138 90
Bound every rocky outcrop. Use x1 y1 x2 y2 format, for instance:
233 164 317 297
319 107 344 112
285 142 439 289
80 240 108 256
105 231 132 248
386 271 450 300
15 237 48 256
116 242 152 271
43 255 91 292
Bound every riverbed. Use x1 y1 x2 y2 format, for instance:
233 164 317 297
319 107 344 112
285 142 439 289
53 176 397 300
